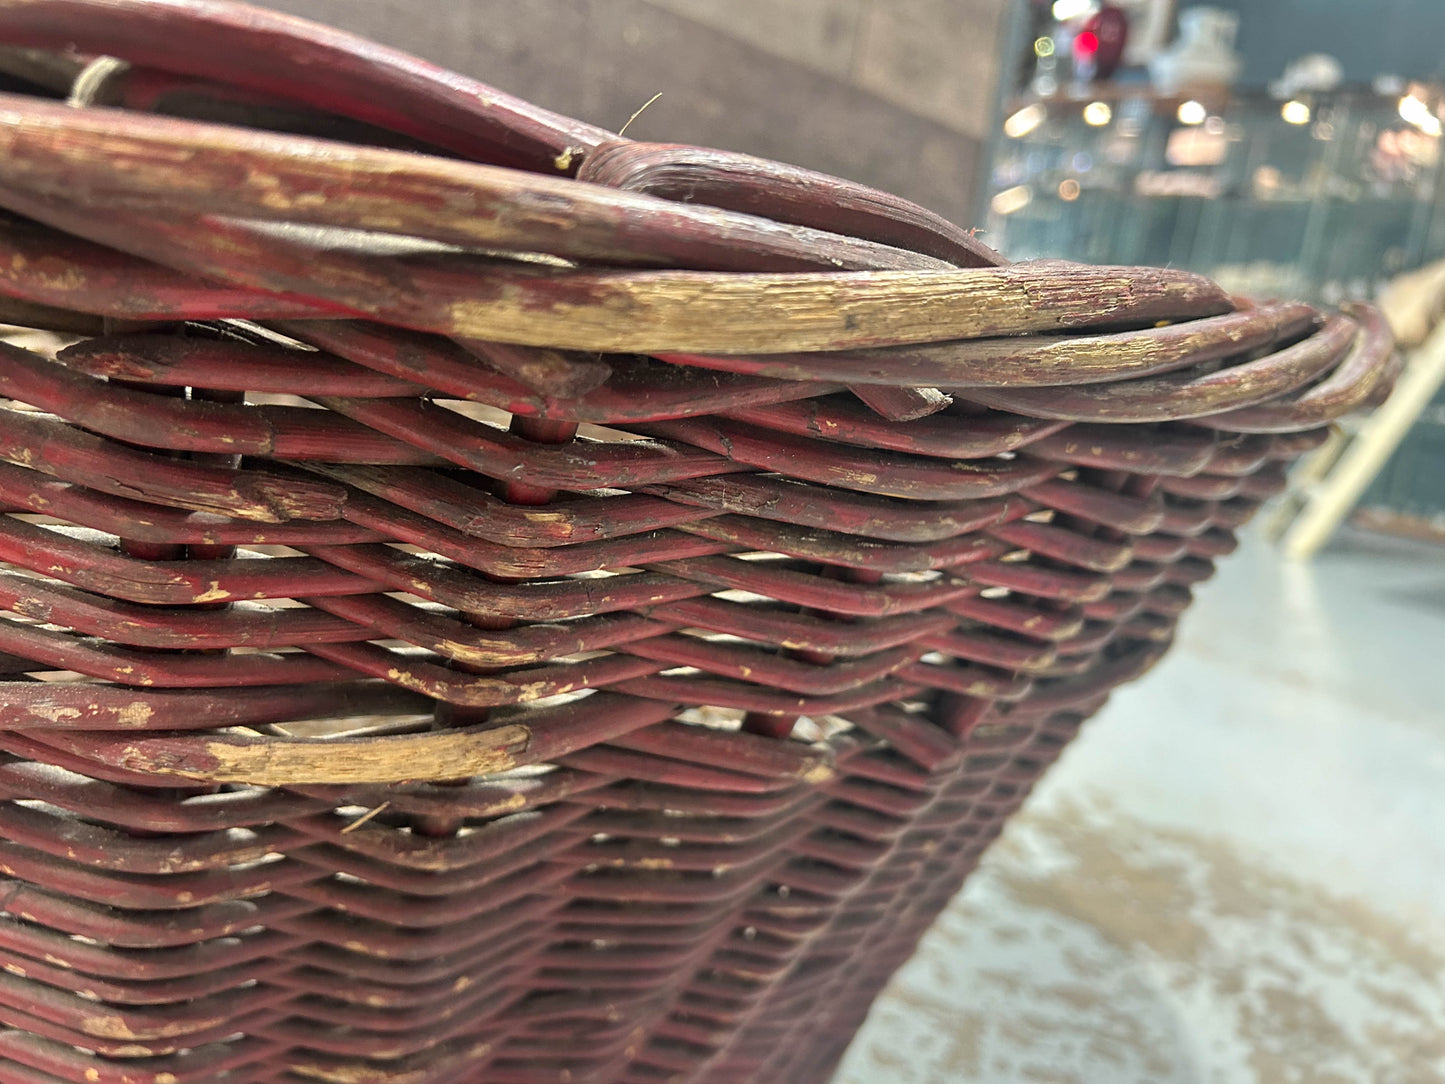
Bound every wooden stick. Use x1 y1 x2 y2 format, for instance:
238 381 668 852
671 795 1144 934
1281 318 1445 560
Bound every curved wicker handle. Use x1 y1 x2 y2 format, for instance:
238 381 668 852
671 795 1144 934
577 140 1006 269
0 0 613 170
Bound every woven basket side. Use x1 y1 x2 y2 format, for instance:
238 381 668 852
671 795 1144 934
0 3 1398 1083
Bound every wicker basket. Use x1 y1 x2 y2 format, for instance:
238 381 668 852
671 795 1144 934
0 3 1398 1082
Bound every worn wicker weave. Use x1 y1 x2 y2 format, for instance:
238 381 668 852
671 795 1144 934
0 3 1400 1082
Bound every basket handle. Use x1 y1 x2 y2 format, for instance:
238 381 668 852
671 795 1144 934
579 140 1007 421
578 140 1005 270
0 0 612 171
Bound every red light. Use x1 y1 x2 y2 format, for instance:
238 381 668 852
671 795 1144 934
1074 30 1099 55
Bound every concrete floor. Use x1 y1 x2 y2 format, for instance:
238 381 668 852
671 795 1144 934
835 526 1445 1084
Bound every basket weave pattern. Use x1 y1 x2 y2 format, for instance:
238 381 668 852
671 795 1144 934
0 3 1398 1082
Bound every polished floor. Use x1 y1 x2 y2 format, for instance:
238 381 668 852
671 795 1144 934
835 527 1445 1083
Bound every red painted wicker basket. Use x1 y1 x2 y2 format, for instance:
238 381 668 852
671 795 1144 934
0 3 1398 1082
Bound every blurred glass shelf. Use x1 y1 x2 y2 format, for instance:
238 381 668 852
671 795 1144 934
984 84 1445 306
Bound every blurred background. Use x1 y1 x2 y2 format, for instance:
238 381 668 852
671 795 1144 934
233 2 1444 1080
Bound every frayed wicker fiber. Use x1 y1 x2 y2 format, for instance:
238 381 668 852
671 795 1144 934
0 3 1398 1082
